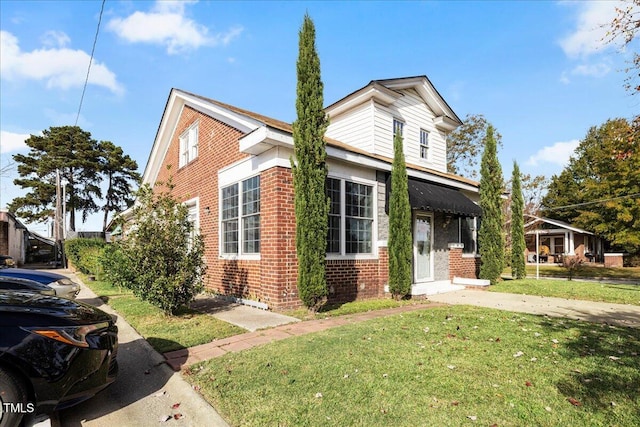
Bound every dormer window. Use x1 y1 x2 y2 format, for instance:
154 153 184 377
420 129 429 160
179 121 199 168
393 118 404 138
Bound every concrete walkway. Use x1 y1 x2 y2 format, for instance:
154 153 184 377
428 289 640 328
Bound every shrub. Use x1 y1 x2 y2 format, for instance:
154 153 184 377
65 238 106 276
101 183 206 315
563 256 583 281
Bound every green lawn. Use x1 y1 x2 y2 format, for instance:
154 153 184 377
79 277 245 353
186 305 640 427
519 265 640 281
491 279 640 305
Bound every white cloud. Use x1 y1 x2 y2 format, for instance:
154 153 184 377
107 0 243 55
558 1 623 58
0 30 124 95
0 130 31 154
559 60 611 84
41 30 70 48
526 140 580 167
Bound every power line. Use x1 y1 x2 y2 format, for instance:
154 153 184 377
545 192 640 211
75 0 106 127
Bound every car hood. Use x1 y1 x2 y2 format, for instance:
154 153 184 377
0 291 113 325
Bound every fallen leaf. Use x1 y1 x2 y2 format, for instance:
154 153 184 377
343 374 349 379
423 327 430 333
380 408 388 414
383 373 388 378
315 392 323 398
154 391 166 397
573 369 582 373
159 415 171 422
513 351 524 358
611 401 617 407
192 385 201 391
451 401 459 406
173 413 183 420
525 381 532 387
609 356 620 361
447 365 456 370
172 403 180 409
530 357 538 362
568 397 582 406
551 339 559 344
545 406 552 412
467 415 477 421
495 337 501 342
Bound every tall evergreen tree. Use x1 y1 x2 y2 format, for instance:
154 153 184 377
478 125 504 284
510 161 526 279
99 140 141 231
388 131 412 299
10 126 103 230
291 14 329 310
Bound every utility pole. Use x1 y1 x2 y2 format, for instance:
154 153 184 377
54 169 66 267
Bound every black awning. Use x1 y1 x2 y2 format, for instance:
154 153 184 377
408 179 482 216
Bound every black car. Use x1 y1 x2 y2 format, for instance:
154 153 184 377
0 291 118 426
0 268 80 300
0 277 55 296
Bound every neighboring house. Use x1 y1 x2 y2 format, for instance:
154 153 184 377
524 215 604 264
141 76 482 310
0 209 28 265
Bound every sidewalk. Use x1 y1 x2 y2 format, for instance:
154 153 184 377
428 289 640 328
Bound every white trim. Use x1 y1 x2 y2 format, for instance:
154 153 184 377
413 211 434 283
218 174 261 259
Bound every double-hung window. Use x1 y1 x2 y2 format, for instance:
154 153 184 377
459 216 479 255
326 177 374 255
179 122 199 168
420 129 429 160
393 118 404 139
221 176 260 256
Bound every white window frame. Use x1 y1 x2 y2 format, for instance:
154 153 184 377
326 175 377 259
219 175 260 260
183 197 199 248
393 118 404 138
179 121 199 168
420 128 429 160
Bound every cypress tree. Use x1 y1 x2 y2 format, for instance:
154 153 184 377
478 125 504 284
291 14 329 310
511 161 526 279
388 131 412 299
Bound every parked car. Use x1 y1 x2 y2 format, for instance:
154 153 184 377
0 268 80 299
0 276 56 296
0 255 16 269
0 291 118 426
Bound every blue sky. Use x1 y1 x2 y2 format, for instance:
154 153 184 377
1 0 637 233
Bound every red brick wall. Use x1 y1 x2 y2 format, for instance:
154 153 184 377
448 247 479 280
155 107 388 309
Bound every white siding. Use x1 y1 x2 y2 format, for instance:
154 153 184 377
326 88 450 173
326 101 374 152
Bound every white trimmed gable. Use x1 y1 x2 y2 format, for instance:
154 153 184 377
325 76 461 173
142 89 263 186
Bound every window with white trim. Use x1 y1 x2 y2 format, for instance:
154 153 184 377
179 122 199 168
221 176 260 255
184 198 199 248
459 216 479 255
420 129 429 159
326 177 374 255
393 118 404 139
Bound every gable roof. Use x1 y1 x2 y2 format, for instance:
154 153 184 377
325 75 462 131
142 80 477 191
524 215 594 235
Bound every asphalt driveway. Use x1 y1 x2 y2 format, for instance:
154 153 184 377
52 276 229 427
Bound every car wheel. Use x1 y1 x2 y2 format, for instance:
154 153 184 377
0 368 28 427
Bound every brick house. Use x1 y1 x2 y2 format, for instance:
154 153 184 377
141 76 483 310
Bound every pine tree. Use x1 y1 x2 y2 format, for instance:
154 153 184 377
510 161 526 279
291 14 329 310
10 126 103 230
99 141 141 231
388 131 412 299
478 125 504 284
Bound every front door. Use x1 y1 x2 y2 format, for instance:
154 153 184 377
414 213 433 283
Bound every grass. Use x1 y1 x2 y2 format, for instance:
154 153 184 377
519 265 640 280
79 276 245 353
283 298 432 320
491 279 640 306
186 305 640 427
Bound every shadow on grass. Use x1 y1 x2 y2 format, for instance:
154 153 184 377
539 314 640 417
